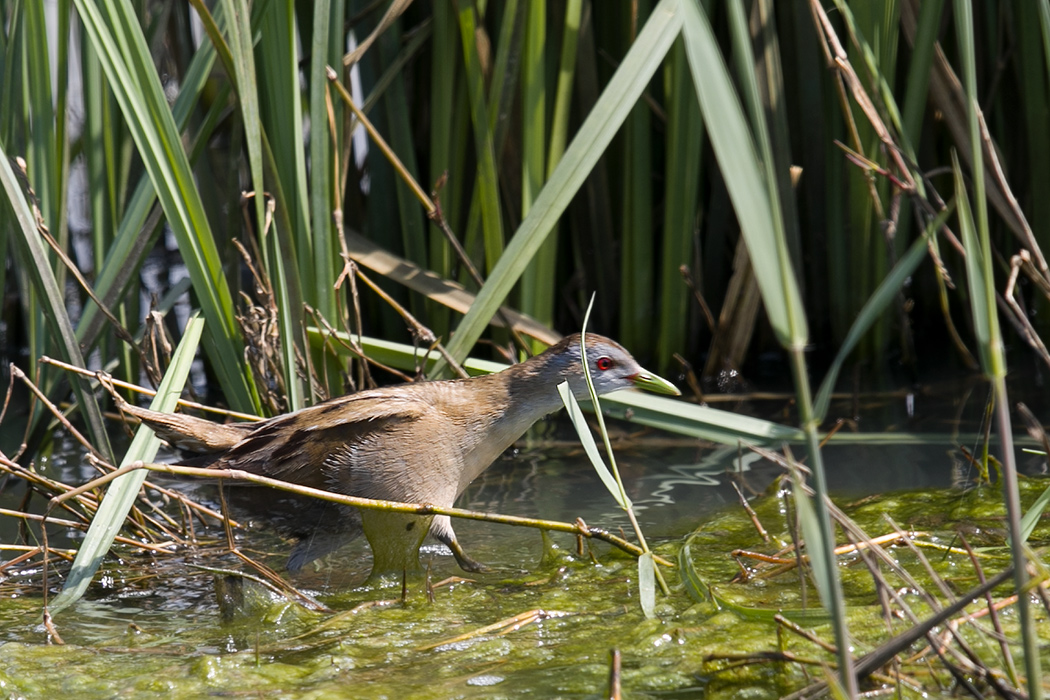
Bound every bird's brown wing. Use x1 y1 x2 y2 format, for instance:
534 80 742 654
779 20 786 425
212 391 454 501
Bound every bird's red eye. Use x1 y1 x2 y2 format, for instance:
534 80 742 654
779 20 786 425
596 356 613 371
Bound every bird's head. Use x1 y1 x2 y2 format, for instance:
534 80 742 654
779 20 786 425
541 333 681 400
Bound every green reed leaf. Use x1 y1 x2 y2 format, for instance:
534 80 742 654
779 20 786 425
50 314 204 615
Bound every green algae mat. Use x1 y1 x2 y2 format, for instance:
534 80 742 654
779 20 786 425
2 451 1047 699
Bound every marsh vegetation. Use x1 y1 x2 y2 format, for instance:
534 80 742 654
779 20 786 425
2 0 1050 697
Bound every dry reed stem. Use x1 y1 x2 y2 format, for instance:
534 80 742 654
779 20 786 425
730 441 1027 695
230 549 330 613
1004 253 1050 371
0 368 238 569
608 648 622 700
303 300 411 382
328 65 533 358
774 613 838 654
415 608 577 651
38 356 262 422
9 365 103 461
111 461 675 567
351 267 468 379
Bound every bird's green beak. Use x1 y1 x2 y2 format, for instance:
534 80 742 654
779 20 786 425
632 368 682 396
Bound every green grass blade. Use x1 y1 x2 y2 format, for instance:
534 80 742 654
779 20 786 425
76 13 220 350
82 28 113 273
753 0 802 282
790 475 832 612
54 0 73 262
619 0 655 355
813 211 948 422
557 382 630 509
595 391 802 445
579 294 665 597
619 94 654 354
638 552 656 619
658 39 702 370
74 0 258 411
81 19 126 377
953 2 999 378
902 0 943 146
307 0 342 323
456 0 522 288
518 0 550 343
715 593 832 624
257 0 312 307
521 0 545 215
952 154 991 371
197 0 304 411
457 0 505 273
521 0 582 345
1040 0 1050 87
193 0 305 411
49 314 205 615
0 143 113 460
681 0 805 348
691 2 851 689
219 0 267 272
24 0 61 244
546 0 581 176
0 3 24 151
1017 3 1050 263
432 0 683 375
582 296 648 509
956 2 1041 691
308 327 801 444
379 25 428 280
1022 481 1050 544
680 536 832 623
678 538 711 604
486 0 524 144
427 0 457 335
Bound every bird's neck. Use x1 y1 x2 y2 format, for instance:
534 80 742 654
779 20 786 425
499 348 577 422
452 351 574 492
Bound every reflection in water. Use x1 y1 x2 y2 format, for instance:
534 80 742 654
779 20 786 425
639 447 763 509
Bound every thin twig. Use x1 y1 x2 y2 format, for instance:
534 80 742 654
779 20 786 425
326 66 533 359
10 364 104 461
731 479 768 543
303 301 412 382
775 614 838 654
959 533 1019 685
351 267 468 379
39 357 262 422
415 608 577 651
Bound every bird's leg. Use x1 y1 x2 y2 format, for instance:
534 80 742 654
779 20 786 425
360 511 432 577
430 515 491 573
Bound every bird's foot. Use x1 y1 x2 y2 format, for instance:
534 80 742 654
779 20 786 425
446 539 493 573
448 543 533 576
436 526 525 574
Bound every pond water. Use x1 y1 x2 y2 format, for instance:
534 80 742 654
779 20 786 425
1 388 1049 698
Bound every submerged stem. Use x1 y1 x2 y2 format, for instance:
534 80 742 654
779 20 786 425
789 346 858 697
994 376 1043 696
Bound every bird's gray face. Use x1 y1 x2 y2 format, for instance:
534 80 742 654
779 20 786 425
561 337 680 399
